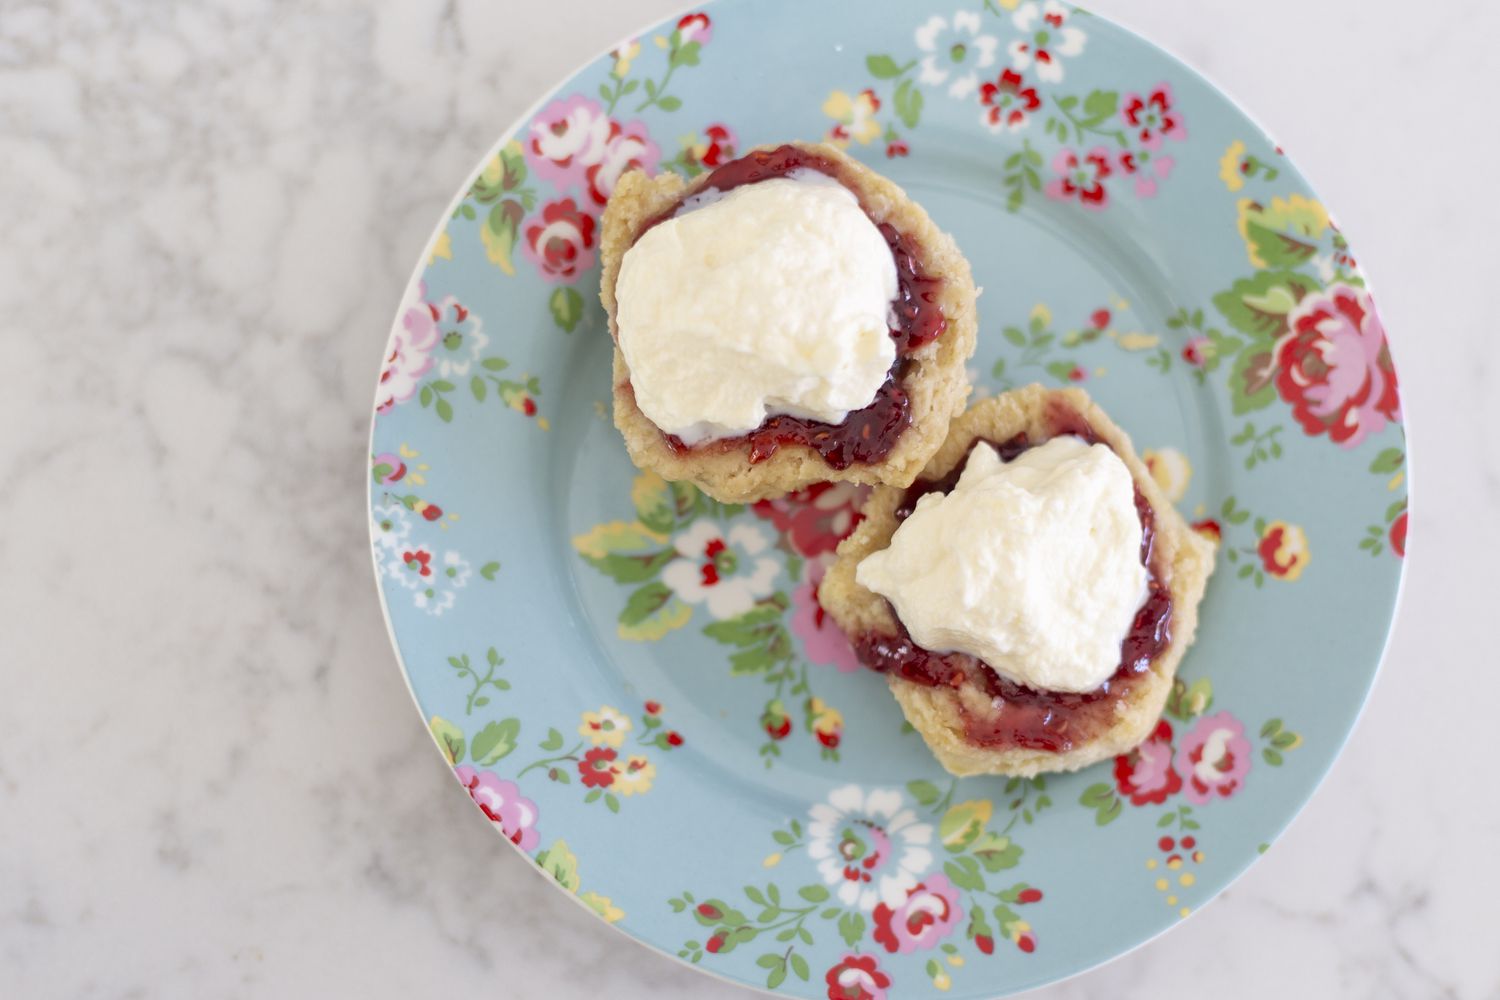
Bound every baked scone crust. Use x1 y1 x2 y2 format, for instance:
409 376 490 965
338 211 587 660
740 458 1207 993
822 385 1217 777
599 141 978 504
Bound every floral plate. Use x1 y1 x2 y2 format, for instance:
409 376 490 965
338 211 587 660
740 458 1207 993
369 2 1407 996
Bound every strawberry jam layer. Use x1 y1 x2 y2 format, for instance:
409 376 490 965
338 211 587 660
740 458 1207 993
633 144 946 470
854 404 1174 753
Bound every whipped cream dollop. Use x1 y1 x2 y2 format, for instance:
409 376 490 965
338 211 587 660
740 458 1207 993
856 437 1148 693
615 173 898 444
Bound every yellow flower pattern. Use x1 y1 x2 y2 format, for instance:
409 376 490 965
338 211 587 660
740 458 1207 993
1143 448 1192 503
579 706 633 747
806 696 844 753
611 39 640 78
581 891 625 923
1112 331 1160 351
1258 520 1310 581
822 89 883 146
614 755 657 796
1219 140 1247 192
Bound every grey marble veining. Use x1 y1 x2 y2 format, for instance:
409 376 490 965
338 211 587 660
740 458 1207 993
1 0 1496 997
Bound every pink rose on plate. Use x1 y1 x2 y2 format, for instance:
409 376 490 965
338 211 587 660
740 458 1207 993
1274 282 1400 448
376 292 440 411
871 875 964 953
371 452 406 485
1181 334 1209 367
525 94 613 192
522 197 597 283
791 561 860 674
585 121 660 206
455 766 540 850
1114 719 1181 805
752 481 868 558
675 12 712 46
824 953 890 1000
1174 712 1252 804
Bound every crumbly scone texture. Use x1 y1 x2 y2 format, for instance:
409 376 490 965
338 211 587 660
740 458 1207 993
598 140 978 504
821 384 1217 777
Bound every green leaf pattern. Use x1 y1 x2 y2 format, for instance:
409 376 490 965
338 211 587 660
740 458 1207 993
669 782 1045 987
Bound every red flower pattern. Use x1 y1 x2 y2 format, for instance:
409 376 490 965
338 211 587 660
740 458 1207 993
699 124 735 167
578 746 618 788
676 12 712 45
523 198 596 282
1257 521 1309 580
871 876 964 953
1121 84 1185 149
751 481 867 558
1274 283 1399 448
584 122 657 206
1181 335 1209 367
1116 148 1175 198
1113 719 1182 805
1045 147 1112 209
979 69 1041 133
824 953 891 1000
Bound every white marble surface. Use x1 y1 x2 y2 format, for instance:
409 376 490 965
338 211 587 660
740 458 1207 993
3 0 1497 997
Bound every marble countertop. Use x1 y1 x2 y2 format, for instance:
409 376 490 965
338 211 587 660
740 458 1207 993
4 0 1496 996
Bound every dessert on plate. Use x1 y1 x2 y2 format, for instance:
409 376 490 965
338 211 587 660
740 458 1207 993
821 385 1216 777
599 141 978 503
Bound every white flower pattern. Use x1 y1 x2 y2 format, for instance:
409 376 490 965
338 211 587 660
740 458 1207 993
1009 0 1086 83
371 501 414 555
661 521 778 620
914 10 999 98
430 297 489 379
382 542 429 593
372 505 473 616
807 785 934 911
412 551 471 616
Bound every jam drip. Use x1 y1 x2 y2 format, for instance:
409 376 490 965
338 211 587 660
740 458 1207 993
854 411 1175 753
638 144 946 467
882 223 945 353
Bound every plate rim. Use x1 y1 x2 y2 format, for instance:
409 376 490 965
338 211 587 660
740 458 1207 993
366 0 1412 994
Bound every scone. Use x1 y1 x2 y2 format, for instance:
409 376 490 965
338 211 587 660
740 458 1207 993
822 385 1217 777
599 141 978 503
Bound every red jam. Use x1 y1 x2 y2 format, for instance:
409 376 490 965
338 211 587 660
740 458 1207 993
633 144 947 470
855 408 1175 753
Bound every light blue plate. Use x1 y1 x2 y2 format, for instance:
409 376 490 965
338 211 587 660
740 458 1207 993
369 2 1408 995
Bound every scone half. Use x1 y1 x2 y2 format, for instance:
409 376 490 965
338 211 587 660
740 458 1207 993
822 384 1217 777
599 141 978 503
